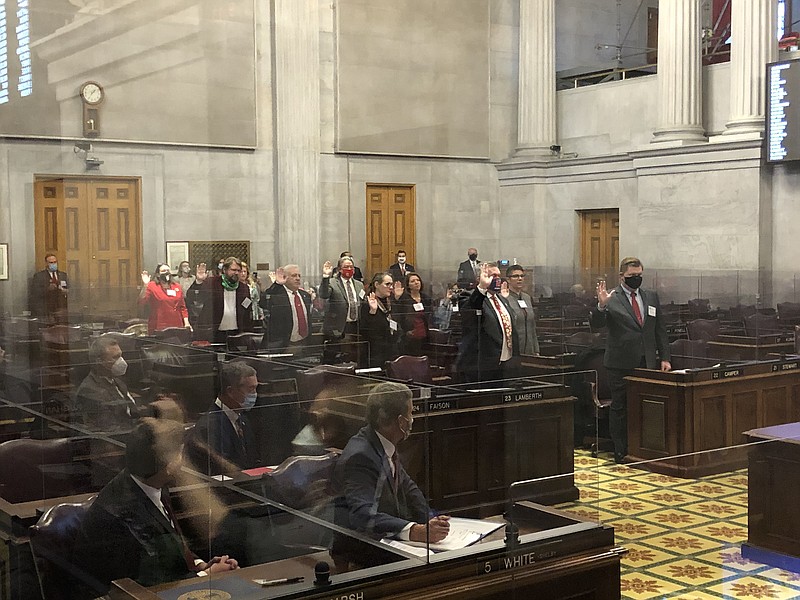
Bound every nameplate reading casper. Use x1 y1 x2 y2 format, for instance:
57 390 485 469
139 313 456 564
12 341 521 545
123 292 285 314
503 391 544 403
712 368 742 380
772 361 799 372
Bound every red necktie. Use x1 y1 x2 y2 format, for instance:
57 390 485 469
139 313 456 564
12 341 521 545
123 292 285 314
294 292 308 338
51 272 58 283
631 291 643 326
490 295 513 351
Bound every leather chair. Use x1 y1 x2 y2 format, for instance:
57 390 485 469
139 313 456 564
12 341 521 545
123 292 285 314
226 332 264 352
0 437 90 502
728 304 757 321
152 327 193 344
571 350 613 457
687 318 721 342
687 298 711 316
29 497 104 600
744 312 780 337
562 304 590 319
385 355 431 384
262 451 339 510
564 331 604 354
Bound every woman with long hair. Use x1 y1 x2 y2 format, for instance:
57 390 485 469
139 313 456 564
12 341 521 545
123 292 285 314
138 263 191 334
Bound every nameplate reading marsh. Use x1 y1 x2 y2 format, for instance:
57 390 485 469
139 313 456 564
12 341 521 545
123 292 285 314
503 391 544 403
712 369 742 380
772 361 799 372
326 593 365 600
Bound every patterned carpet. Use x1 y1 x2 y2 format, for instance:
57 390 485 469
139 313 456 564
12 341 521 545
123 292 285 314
557 451 800 600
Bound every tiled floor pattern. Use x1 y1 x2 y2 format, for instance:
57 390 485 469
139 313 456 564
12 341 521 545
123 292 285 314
557 451 800 600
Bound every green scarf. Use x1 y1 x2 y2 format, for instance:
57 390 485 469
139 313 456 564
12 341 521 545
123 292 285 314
221 275 239 291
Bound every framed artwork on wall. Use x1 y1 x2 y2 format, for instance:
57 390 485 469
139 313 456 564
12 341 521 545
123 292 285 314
166 242 189 272
0 244 7 280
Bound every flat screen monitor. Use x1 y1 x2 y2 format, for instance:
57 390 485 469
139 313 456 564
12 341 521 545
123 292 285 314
766 56 800 163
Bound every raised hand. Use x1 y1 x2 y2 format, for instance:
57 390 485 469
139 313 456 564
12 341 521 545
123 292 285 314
274 267 287 285
477 263 493 290
500 280 510 298
195 263 208 283
367 292 379 314
322 261 333 278
140 271 150 286
596 279 613 307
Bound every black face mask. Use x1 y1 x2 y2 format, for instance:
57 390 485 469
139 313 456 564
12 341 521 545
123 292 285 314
624 275 643 290
468 253 478 261
158 273 171 283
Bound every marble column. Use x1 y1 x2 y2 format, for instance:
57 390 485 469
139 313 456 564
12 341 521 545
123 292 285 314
273 0 320 277
514 0 556 157
723 0 777 136
652 0 706 143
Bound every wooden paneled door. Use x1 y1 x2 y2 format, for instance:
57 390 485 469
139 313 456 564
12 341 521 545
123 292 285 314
34 177 142 318
579 209 619 287
365 185 416 280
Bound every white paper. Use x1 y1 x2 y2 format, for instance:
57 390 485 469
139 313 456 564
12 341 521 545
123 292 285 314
518 300 528 308
389 319 398 332
413 303 424 312
380 538 432 557
400 517 504 552
166 289 177 297
648 305 656 317
359 289 366 299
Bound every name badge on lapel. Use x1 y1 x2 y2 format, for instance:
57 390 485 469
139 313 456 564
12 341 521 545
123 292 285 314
166 289 177 297
242 297 252 309
648 306 656 317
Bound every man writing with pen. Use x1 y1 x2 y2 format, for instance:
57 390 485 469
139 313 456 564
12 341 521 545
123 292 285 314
332 382 450 566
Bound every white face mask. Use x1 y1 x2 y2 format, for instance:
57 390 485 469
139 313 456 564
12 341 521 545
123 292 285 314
397 256 406 264
111 356 128 377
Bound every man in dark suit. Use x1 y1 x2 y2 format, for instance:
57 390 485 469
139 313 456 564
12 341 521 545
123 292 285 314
76 336 141 432
189 362 260 475
456 247 480 289
590 256 671 463
332 251 364 282
259 264 313 352
197 257 254 344
332 382 450 566
30 253 69 321
388 250 414 283
76 418 238 594
319 257 364 363
456 262 519 383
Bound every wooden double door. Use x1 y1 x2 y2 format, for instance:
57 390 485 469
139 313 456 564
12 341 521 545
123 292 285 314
34 177 142 318
579 208 619 287
365 184 416 280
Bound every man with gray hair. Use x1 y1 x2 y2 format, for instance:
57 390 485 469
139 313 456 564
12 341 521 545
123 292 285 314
259 263 312 352
332 382 450 565
319 256 364 363
76 335 140 432
189 361 260 474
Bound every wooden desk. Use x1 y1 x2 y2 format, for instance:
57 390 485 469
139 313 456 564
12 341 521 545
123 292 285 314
707 333 794 361
625 358 800 478
329 380 579 514
113 502 623 600
742 422 800 568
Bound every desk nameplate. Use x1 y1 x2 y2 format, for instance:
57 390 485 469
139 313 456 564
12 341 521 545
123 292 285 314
413 386 567 413
772 361 800 372
712 368 743 380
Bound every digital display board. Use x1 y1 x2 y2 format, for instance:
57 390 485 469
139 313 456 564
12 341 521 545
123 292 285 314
767 57 800 163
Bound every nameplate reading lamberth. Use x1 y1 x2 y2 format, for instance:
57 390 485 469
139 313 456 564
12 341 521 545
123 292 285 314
712 368 742 380
503 391 544 403
772 361 800 372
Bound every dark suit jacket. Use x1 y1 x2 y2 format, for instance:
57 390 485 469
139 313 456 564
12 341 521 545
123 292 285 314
189 403 258 474
388 263 415 283
457 288 519 374
259 283 313 349
358 297 400 367
75 370 140 432
456 260 479 288
319 275 364 337
30 269 69 318
333 426 430 540
197 276 254 341
589 285 670 370
76 470 199 592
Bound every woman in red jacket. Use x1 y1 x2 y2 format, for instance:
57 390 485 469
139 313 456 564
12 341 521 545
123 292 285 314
138 263 191 334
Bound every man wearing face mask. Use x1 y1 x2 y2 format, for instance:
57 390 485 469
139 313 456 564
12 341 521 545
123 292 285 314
77 336 141 432
189 362 260 474
591 256 671 463
197 256 254 344
30 253 69 322
456 247 480 289
388 249 414 283
319 257 364 363
333 382 450 566
457 262 518 383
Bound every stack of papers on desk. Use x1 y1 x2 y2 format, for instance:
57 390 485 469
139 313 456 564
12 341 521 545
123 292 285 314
384 517 504 553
